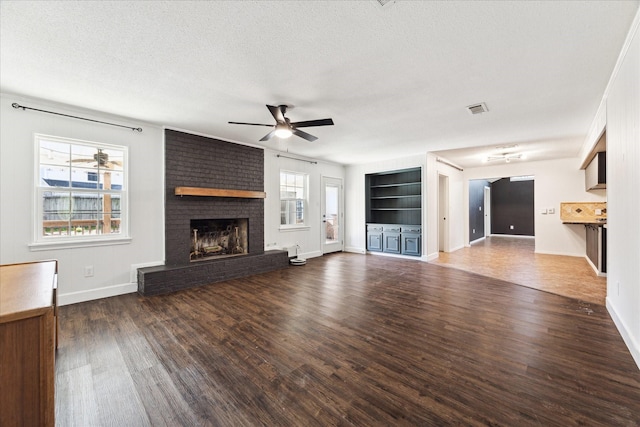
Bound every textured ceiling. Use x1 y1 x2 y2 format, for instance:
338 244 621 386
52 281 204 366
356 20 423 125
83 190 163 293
1 1 638 166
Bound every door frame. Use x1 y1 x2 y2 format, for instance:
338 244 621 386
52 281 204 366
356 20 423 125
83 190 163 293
321 176 344 254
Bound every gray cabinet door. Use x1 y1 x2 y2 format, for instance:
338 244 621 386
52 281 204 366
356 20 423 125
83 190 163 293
383 233 401 254
402 234 421 256
367 233 383 252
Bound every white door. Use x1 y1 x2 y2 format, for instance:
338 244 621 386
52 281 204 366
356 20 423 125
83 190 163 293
484 186 491 237
438 174 449 252
321 176 343 254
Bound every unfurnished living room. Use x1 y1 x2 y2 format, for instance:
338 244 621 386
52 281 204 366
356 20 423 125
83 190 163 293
1 1 639 426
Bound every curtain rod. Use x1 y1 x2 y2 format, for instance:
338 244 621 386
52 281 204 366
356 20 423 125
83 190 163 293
276 154 317 164
436 157 463 172
12 102 143 132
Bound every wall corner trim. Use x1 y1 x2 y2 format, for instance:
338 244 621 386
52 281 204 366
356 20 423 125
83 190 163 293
606 297 640 371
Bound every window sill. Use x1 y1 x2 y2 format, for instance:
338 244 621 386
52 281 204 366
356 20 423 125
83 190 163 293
29 236 132 251
279 225 310 232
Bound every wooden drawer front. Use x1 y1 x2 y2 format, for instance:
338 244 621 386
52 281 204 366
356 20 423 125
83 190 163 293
366 224 383 232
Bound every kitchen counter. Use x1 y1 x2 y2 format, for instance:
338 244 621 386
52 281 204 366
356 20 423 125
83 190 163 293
562 220 607 225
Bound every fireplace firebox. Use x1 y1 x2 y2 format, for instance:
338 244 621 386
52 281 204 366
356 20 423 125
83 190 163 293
190 218 248 262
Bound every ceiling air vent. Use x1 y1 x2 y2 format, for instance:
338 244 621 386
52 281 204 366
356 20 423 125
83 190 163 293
375 0 396 7
467 102 489 115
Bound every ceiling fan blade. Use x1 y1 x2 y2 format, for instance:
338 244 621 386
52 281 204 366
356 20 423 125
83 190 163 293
266 105 286 123
292 128 318 142
260 130 277 141
290 118 334 128
228 121 273 127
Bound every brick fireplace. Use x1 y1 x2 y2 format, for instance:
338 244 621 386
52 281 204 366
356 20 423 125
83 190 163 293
137 129 288 296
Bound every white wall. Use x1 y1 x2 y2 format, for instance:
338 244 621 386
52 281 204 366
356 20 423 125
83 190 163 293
604 12 640 369
0 93 165 305
263 148 344 260
460 157 606 256
425 153 465 258
344 155 426 256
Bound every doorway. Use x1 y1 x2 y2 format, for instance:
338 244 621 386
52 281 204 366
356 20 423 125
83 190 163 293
321 176 343 254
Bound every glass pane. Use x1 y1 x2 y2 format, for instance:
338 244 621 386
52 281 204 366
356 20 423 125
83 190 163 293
71 145 99 168
40 165 71 188
42 191 71 236
71 166 99 189
295 174 304 187
39 140 69 167
99 193 121 235
101 148 124 172
325 185 339 243
109 171 124 190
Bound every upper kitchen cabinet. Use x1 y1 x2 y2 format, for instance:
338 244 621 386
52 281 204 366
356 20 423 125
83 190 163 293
584 131 607 191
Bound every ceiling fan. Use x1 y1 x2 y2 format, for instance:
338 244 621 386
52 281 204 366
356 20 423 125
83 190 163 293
229 105 334 142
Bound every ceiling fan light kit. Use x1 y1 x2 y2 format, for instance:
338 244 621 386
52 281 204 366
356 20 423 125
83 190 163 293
274 123 293 139
229 104 334 142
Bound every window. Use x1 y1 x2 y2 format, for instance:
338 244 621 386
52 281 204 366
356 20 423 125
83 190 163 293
34 134 128 245
280 171 307 227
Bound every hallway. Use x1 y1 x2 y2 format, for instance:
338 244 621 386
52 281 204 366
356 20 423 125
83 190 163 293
429 236 607 305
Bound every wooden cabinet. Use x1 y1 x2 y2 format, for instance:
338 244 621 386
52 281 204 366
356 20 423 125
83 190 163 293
585 225 607 275
0 260 58 427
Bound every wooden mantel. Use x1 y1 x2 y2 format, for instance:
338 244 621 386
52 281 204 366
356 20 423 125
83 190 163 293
175 186 266 199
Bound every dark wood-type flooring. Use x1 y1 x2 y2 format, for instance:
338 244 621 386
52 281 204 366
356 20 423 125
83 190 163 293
56 253 640 426
430 236 607 305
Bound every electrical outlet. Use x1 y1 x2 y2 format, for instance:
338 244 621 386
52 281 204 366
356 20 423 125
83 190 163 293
473 229 475 234
510 225 514 230
548 207 555 214
84 266 94 277
478 206 482 211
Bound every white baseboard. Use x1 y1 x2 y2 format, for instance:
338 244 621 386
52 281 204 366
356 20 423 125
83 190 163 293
534 249 585 257
425 252 439 261
59 282 137 306
345 246 366 254
606 297 640 371
448 244 464 253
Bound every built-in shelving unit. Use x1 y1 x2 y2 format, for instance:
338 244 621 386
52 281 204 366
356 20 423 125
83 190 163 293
365 167 422 256
366 168 422 225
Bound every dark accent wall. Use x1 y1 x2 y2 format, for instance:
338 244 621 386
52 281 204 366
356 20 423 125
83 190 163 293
164 129 264 265
490 178 534 236
469 179 489 242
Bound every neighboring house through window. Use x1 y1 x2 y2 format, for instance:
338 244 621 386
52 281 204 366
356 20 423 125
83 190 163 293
34 134 128 245
280 171 307 227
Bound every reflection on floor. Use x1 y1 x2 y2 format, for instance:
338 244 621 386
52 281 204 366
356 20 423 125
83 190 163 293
429 236 606 305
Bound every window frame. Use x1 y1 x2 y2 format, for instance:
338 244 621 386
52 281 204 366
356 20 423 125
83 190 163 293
30 134 131 250
279 170 308 230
